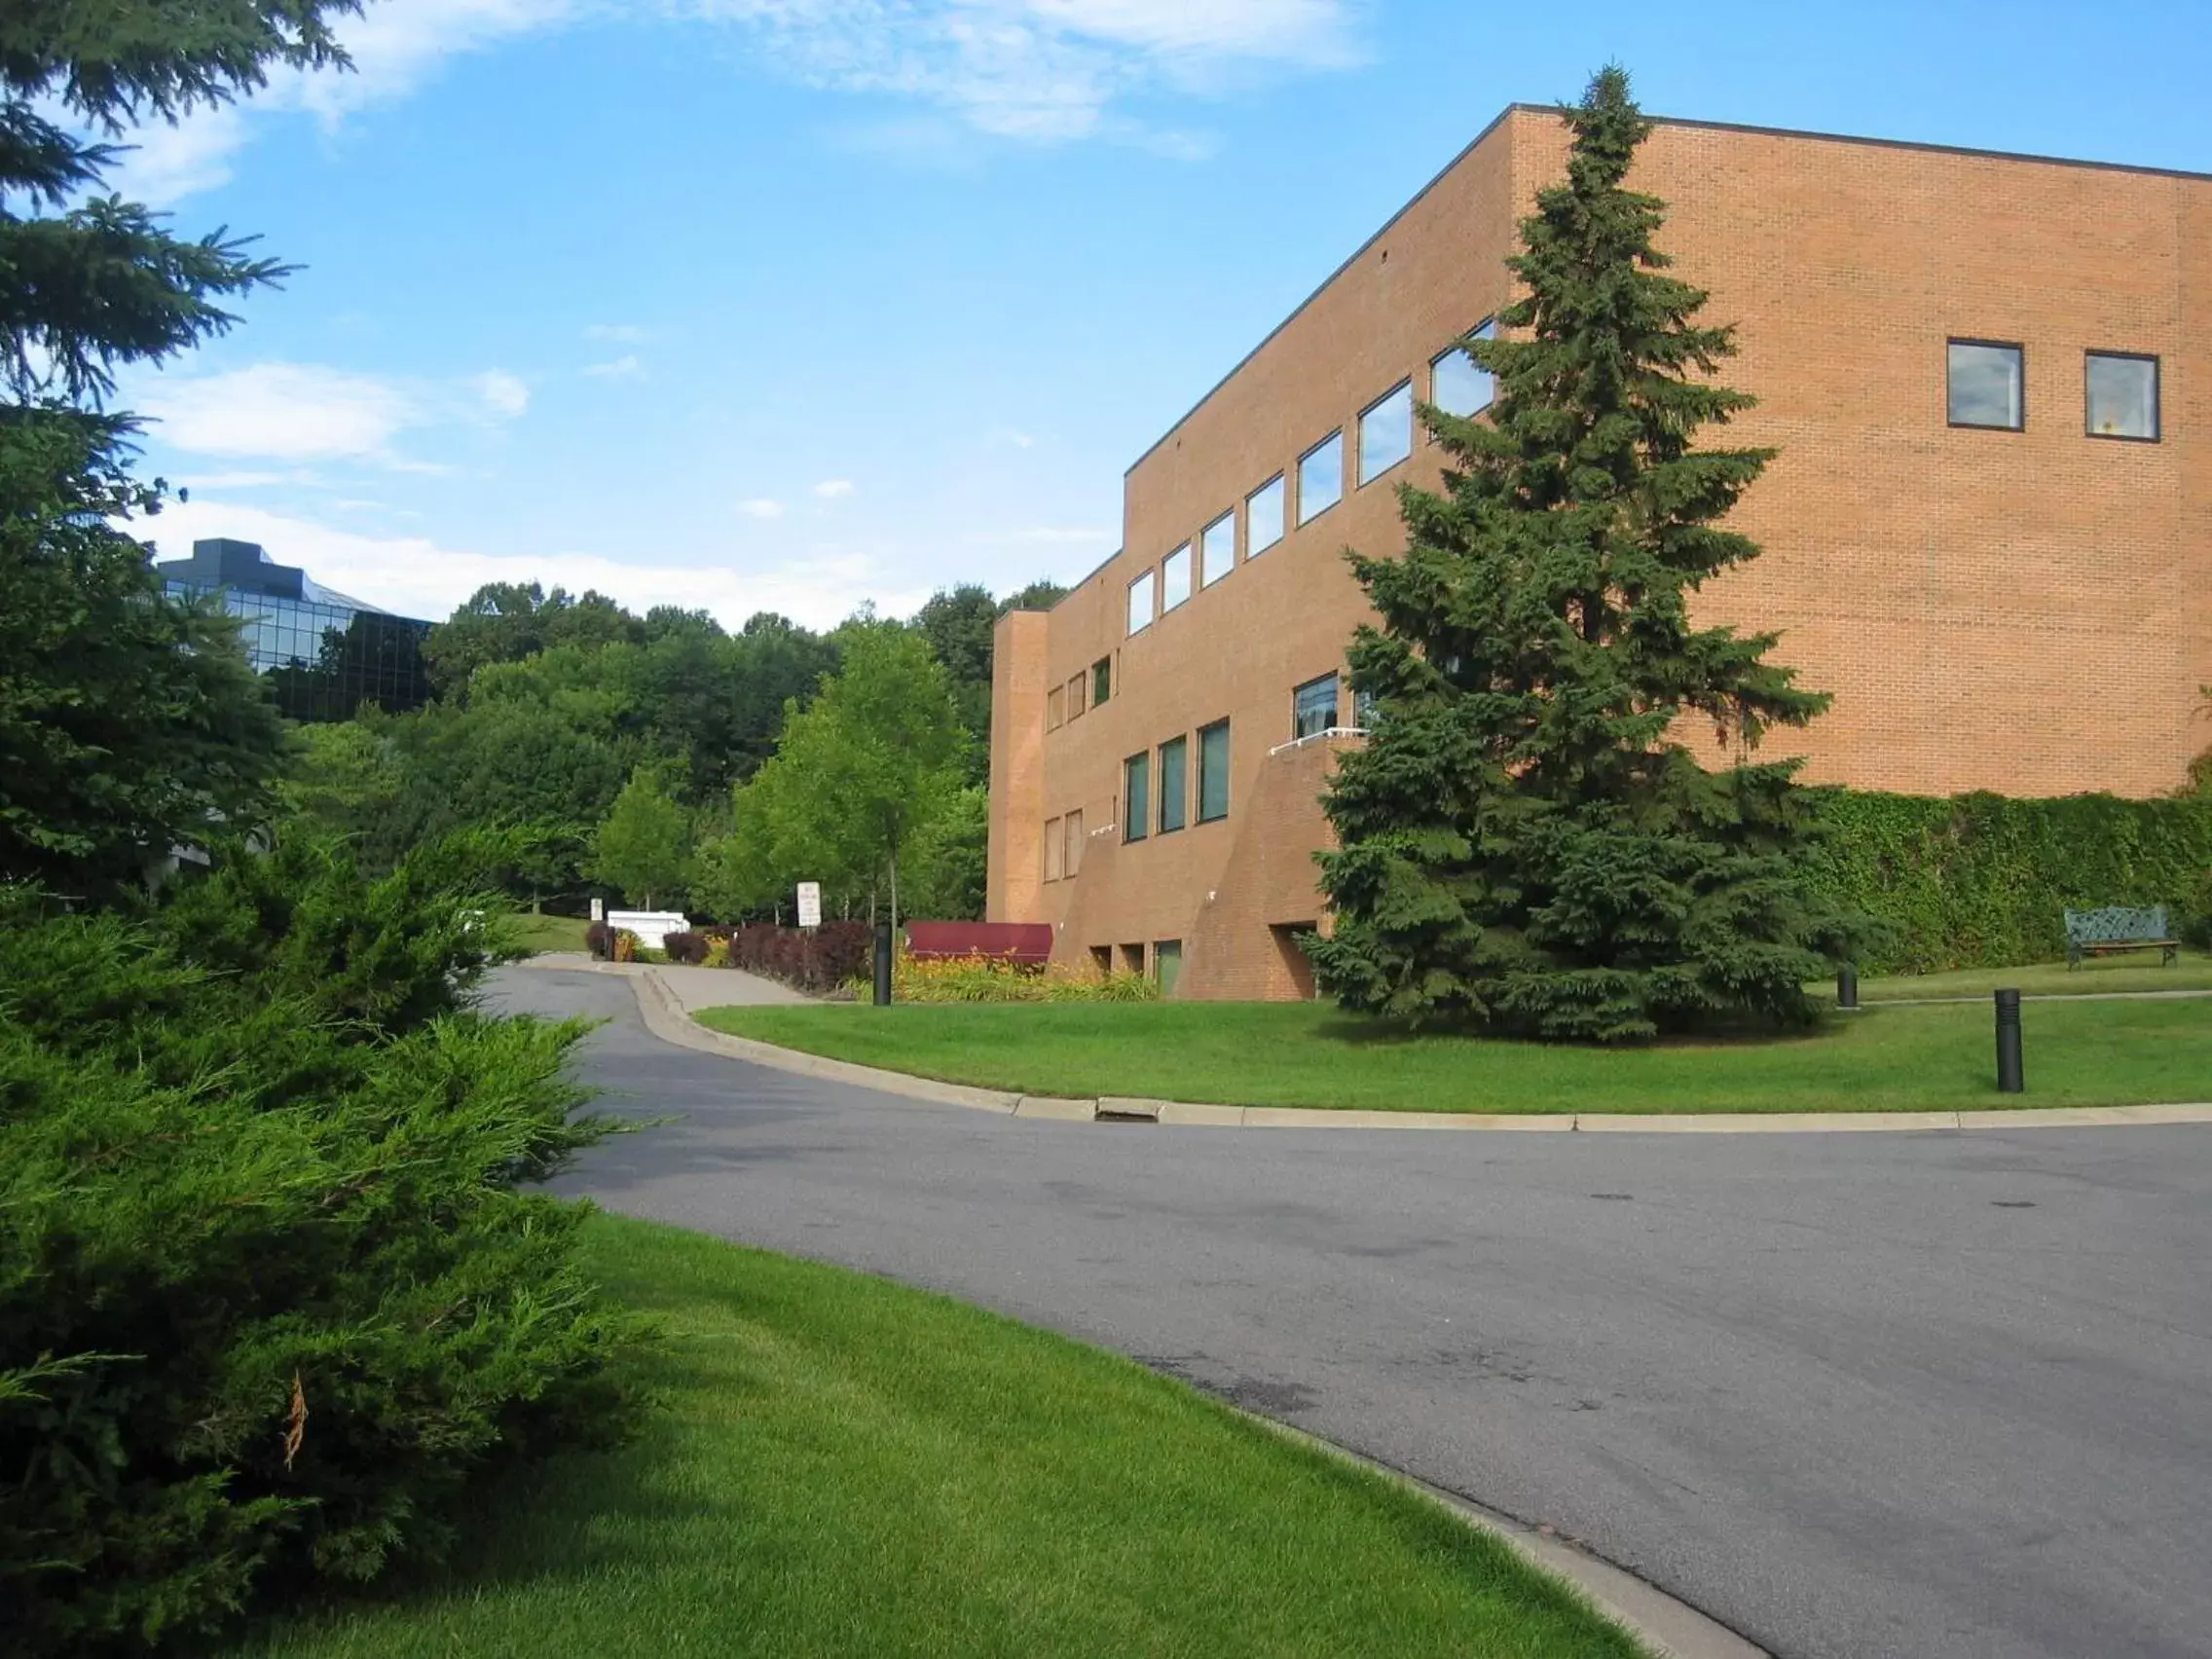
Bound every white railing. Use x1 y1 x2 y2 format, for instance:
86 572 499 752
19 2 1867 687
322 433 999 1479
1268 725 1368 757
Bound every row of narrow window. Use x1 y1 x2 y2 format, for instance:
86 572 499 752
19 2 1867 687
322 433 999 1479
1124 720 1232 843
1120 337 2163 641
1047 653 1113 732
1126 322 1498 638
1039 718 1233 883
1947 342 2160 438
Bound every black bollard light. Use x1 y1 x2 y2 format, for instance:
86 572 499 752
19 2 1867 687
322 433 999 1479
1836 965 1860 1011
873 921 894 1007
1994 988 2024 1093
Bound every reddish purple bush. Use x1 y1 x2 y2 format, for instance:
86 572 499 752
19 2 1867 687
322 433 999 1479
583 920 614 960
660 930 709 966
723 921 870 992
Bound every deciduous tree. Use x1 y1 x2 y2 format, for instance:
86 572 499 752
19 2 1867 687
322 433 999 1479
590 765 693 909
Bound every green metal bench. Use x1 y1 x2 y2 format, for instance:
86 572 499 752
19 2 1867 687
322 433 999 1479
2063 905 2179 968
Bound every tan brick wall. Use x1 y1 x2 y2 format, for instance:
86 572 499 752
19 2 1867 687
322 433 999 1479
985 608 1050 924
991 108 2212 1000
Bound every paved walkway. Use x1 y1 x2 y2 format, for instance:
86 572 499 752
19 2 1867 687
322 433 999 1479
498 967 2212 1659
531 952 810 1010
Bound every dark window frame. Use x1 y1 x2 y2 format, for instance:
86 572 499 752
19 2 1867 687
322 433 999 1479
1123 752 1150 843
2083 349 2160 443
1292 671 1340 740
1091 655 1111 707
1297 431 1345 526
1357 380 1415 487
1197 719 1231 825
1946 337 2026 432
1157 734 1188 835
1247 473 1287 557
1428 317 1498 426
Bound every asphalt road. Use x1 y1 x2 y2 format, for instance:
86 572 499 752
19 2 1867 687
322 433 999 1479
498 968 2212 1659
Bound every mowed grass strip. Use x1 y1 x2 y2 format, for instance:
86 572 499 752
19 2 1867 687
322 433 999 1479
696 997 2212 1114
497 910 590 955
232 1215 1641 1659
1820 949 2212 1003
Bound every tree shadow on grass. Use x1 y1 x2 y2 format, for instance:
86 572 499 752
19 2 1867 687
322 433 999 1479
208 1326 758 1654
1308 1012 1844 1052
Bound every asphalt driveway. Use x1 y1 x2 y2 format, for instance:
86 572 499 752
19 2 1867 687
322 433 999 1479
498 968 2212 1659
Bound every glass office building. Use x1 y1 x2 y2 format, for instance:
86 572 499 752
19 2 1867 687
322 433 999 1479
156 537 433 723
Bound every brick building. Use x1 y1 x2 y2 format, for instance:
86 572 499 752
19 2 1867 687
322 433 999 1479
986 105 2212 1001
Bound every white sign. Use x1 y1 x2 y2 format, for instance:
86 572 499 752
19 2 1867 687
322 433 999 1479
607 910 689 950
589 897 604 922
795 882 823 930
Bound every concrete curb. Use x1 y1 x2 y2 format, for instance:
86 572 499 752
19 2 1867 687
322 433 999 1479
1246 1414 1769 1659
511 960 2212 1137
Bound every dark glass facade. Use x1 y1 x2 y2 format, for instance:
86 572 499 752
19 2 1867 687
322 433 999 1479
156 537 432 723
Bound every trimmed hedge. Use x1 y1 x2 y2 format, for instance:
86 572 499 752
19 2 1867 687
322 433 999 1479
1805 790 2212 973
724 922 871 993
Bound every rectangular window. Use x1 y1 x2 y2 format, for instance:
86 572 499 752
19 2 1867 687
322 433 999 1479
2086 351 2158 440
1153 940 1183 997
1247 475 1286 556
1200 511 1235 587
1065 809 1085 877
1358 383 1414 484
1292 672 1340 739
1158 735 1188 834
1123 752 1150 841
1126 568 1156 635
1947 340 2024 430
1067 673 1086 719
1044 816 1063 882
1432 319 1496 418
1046 683 1065 730
1298 432 1344 525
1091 656 1111 707
1161 542 1192 611
1198 719 1230 823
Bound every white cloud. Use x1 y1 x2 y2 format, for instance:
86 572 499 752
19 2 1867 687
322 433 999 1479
133 361 527 465
812 478 855 498
585 322 651 342
97 0 584 204
583 353 645 379
690 0 1361 142
99 0 1362 207
176 469 295 491
108 106 252 203
739 498 786 519
137 363 417 461
474 369 531 417
142 498 930 631
986 425 1037 449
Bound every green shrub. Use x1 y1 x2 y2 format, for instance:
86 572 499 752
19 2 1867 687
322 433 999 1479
0 840 642 1655
867 953 1161 1004
1806 790 2212 973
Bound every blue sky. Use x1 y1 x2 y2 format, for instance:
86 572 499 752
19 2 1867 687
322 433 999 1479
115 0 2212 628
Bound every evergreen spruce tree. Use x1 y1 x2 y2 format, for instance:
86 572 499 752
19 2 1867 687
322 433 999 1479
1309 67 1856 1043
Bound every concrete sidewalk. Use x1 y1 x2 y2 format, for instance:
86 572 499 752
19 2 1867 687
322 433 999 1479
530 952 811 1011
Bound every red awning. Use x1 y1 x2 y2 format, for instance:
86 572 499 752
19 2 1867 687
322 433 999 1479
904 922 1053 965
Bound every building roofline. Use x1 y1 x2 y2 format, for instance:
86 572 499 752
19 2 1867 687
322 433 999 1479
1124 103 2212 479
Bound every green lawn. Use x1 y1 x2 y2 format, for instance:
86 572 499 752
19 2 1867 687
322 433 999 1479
696 997 2212 1115
496 910 590 956
1823 948 2212 1003
232 1215 1640 1659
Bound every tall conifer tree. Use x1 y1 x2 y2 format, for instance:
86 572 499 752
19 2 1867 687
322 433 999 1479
1310 67 1855 1042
